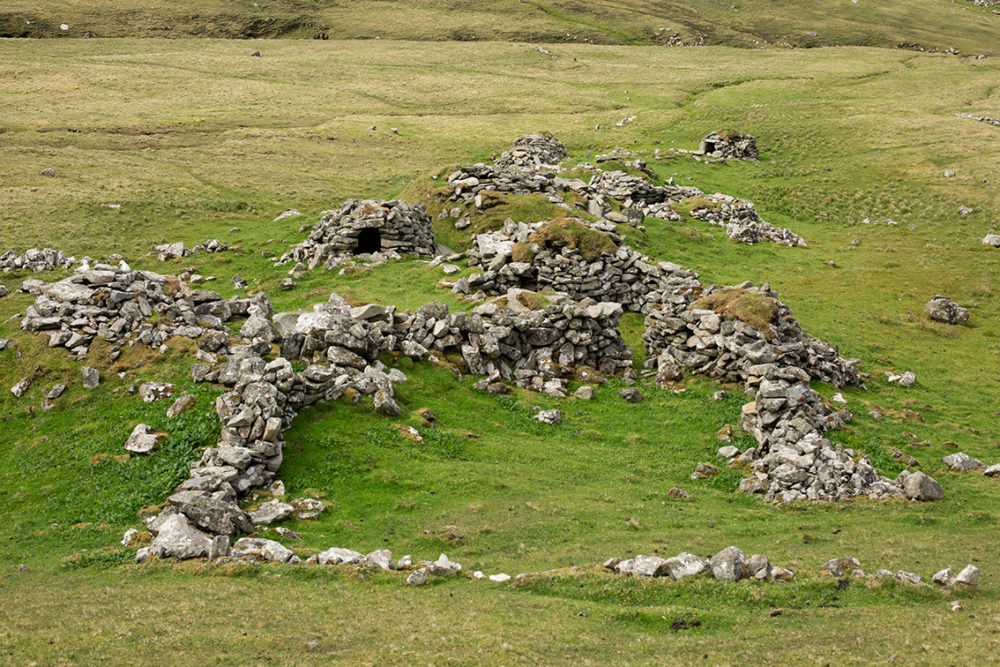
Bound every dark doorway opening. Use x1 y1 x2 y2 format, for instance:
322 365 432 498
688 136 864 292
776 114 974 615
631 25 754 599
354 227 381 255
702 141 715 153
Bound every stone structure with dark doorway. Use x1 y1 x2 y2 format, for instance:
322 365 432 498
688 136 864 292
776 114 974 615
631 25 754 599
279 199 436 270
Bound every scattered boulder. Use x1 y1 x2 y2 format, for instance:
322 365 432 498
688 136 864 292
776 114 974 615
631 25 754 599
311 547 364 566
717 445 739 459
902 471 944 501
166 394 196 418
139 382 174 403
362 549 395 570
81 367 100 389
821 557 861 577
955 564 979 587
691 462 719 479
10 377 30 398
124 424 166 455
942 452 985 472
534 409 562 425
924 296 969 325
139 512 213 561
231 537 296 563
249 499 294 525
406 568 429 586
619 387 642 402
982 234 1000 248
709 546 748 582
663 552 709 580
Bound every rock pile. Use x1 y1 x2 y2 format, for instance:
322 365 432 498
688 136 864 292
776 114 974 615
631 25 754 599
957 111 1000 127
444 134 803 248
494 133 568 170
642 283 943 502
390 292 634 394
603 545 794 583
153 240 231 260
695 131 760 161
1 248 75 273
465 217 700 313
20 263 244 357
588 171 805 247
924 296 969 324
738 364 924 502
279 199 435 270
823 557 979 588
642 283 861 387
447 163 563 204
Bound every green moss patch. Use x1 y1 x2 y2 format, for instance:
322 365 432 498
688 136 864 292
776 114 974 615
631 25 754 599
529 218 617 259
691 288 780 338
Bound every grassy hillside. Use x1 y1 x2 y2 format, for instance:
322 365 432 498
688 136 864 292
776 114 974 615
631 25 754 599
1 38 999 663
2 0 1000 53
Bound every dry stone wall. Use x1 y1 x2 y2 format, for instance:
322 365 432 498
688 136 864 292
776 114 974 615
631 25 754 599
20 263 248 358
1 248 75 272
642 283 942 502
136 288 634 560
465 218 700 313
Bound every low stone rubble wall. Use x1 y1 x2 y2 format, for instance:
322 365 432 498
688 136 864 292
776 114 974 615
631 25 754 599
20 263 249 358
465 218 700 313
1 248 75 272
137 288 634 560
642 283 943 502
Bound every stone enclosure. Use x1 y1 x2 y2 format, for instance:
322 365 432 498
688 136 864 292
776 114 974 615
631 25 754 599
3 133 958 568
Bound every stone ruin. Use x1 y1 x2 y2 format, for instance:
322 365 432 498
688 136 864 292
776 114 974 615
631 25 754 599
494 132 568 170
279 199 435 270
444 133 803 247
19 262 254 358
694 130 759 161
1 248 75 273
464 217 700 313
102 285 634 561
587 171 805 247
642 282 942 502
3 133 950 566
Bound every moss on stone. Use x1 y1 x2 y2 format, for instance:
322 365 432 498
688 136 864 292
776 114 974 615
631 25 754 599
691 288 779 338
529 218 617 259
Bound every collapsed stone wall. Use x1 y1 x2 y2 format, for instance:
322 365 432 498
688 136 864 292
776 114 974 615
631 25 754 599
137 289 634 560
464 218 700 313
642 284 861 388
279 199 435 270
20 263 252 358
446 134 803 248
642 283 942 502
494 133 568 170
1 248 75 273
588 171 805 247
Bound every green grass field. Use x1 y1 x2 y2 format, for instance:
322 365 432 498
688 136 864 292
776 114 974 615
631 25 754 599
4 0 1000 53
1 36 999 664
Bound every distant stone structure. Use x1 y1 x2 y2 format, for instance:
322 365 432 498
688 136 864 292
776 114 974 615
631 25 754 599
695 130 759 161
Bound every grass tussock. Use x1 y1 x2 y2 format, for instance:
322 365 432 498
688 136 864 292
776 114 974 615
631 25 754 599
529 218 617 259
691 288 780 337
